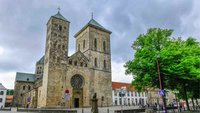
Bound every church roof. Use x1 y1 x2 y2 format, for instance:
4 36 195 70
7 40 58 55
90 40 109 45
52 11 69 22
15 72 35 82
0 83 6 90
75 18 111 37
69 51 89 62
36 56 44 65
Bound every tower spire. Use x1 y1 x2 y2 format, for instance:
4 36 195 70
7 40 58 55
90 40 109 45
91 12 93 19
58 6 60 13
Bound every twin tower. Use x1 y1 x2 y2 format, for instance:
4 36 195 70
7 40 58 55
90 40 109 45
37 11 112 108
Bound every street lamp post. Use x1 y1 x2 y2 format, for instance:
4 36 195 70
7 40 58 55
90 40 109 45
156 57 167 113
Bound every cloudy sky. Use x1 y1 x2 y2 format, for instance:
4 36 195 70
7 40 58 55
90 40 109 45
0 0 200 89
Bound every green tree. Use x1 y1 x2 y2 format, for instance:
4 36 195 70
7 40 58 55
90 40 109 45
125 28 200 111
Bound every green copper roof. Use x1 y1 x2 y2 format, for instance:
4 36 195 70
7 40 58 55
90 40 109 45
36 56 44 64
75 18 111 37
52 11 69 22
88 19 105 29
16 72 35 82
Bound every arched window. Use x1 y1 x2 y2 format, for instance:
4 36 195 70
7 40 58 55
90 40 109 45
58 44 61 49
94 58 97 67
23 86 26 90
104 60 106 68
80 62 83 67
57 57 60 63
94 38 97 49
74 61 77 66
78 44 80 51
83 40 85 49
59 25 62 31
28 85 31 90
69 60 72 65
62 45 65 50
103 41 106 52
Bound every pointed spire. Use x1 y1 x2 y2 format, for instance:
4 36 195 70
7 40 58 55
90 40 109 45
58 6 61 13
91 12 93 19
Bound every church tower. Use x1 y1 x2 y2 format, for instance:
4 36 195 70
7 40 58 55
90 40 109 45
40 10 70 107
75 17 112 105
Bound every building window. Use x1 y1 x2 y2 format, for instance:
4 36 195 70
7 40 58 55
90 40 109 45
135 92 137 97
59 25 62 31
57 57 60 63
103 60 106 68
115 98 118 105
103 41 106 52
80 62 83 67
28 85 31 90
27 78 29 81
58 44 61 49
0 91 3 95
135 99 138 105
131 91 133 96
127 91 130 96
94 38 97 49
114 91 117 96
0 98 2 103
78 44 80 51
94 58 97 67
74 61 77 66
83 40 85 49
69 60 72 65
85 63 87 67
23 86 26 90
62 45 65 50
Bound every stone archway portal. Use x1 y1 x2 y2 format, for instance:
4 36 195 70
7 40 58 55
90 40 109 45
70 74 84 108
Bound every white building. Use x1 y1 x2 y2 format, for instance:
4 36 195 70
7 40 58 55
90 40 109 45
0 83 7 108
112 82 147 106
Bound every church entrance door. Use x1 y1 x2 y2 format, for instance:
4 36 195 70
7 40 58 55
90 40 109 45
74 98 79 108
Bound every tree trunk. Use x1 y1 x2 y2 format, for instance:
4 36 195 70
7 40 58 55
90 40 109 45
191 97 195 110
183 84 190 111
196 99 199 109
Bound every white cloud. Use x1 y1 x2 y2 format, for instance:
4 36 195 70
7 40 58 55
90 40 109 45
0 71 15 89
112 60 133 83
0 46 4 56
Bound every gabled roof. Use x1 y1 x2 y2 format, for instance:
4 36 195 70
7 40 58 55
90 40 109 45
52 11 69 22
16 72 35 82
36 56 44 65
88 19 105 30
112 82 135 91
0 83 6 90
75 18 111 37
68 51 89 62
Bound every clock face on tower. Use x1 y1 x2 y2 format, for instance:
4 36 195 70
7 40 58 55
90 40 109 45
70 74 84 89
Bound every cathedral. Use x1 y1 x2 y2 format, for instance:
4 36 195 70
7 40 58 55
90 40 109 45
13 11 112 108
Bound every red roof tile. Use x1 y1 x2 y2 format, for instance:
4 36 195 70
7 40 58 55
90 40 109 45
112 82 135 91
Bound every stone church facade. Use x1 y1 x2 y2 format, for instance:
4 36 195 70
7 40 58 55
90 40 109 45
13 11 112 108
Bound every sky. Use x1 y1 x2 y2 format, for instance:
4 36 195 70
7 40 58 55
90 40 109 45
0 0 200 89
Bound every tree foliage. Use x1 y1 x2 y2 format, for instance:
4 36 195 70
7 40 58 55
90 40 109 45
125 28 200 99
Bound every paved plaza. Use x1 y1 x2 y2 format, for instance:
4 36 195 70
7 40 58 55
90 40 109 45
0 106 199 113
